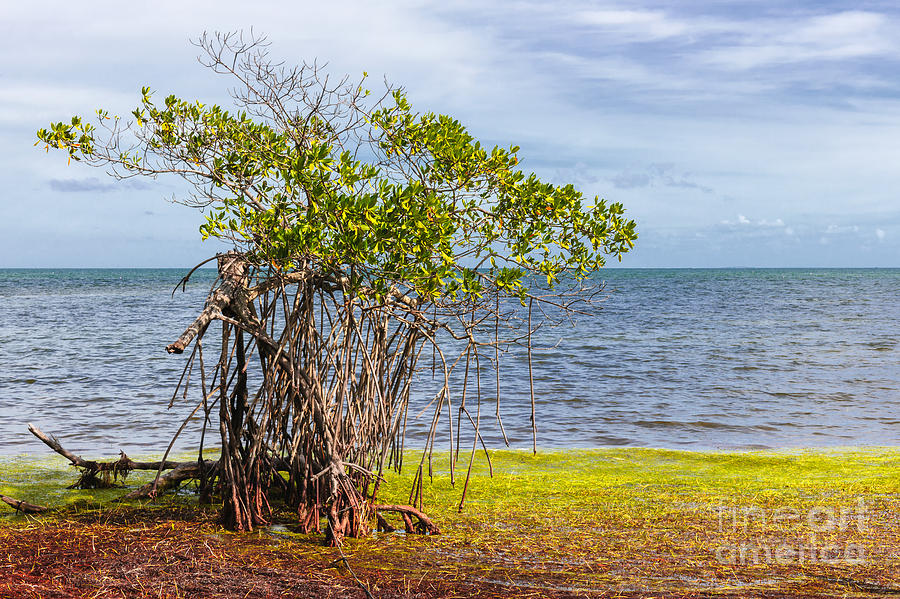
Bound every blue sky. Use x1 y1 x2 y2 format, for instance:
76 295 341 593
2 0 898 267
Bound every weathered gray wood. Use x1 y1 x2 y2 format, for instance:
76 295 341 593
121 461 214 500
167 252 248 354
28 423 181 472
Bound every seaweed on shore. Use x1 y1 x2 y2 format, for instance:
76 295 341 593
3 447 900 597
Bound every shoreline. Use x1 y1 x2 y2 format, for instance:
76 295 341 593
3 447 899 597
5 442 900 456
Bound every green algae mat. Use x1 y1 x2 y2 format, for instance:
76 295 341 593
4 448 900 597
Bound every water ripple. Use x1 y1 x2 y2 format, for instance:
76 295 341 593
1 268 898 455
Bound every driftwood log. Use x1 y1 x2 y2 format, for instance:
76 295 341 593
26 423 214 498
28 423 182 472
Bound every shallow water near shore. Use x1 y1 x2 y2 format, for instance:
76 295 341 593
1 267 897 456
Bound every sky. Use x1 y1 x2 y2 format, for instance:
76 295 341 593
2 0 898 267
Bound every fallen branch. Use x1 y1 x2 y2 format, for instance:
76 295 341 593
121 461 215 500
28 422 97 470
28 423 182 473
1 495 49 514
28 423 217 494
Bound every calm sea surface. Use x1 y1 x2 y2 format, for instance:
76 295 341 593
1 268 897 456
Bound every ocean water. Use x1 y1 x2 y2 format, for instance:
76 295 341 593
0 268 897 457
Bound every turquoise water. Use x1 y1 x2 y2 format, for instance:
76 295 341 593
0 268 897 456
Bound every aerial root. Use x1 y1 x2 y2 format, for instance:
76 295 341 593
375 504 440 535
375 512 396 533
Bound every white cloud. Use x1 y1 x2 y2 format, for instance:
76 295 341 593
702 11 896 70
570 7 897 72
721 214 789 228
793 11 889 50
825 224 861 234
5 0 900 267
876 228 886 240
576 9 690 40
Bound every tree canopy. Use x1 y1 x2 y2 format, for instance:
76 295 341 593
38 35 634 300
